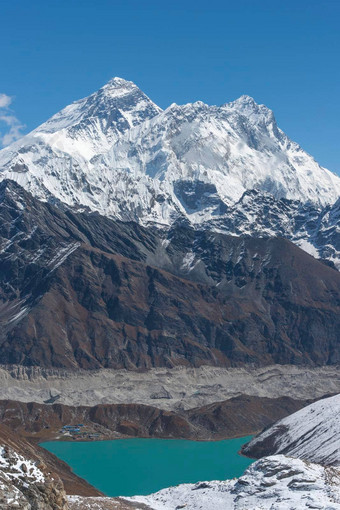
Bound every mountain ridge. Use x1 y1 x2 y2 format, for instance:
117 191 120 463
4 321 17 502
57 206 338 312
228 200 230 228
1 77 339 208
1 77 339 266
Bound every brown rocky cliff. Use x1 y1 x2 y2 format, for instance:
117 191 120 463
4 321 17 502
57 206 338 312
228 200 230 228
0 179 340 370
0 396 316 442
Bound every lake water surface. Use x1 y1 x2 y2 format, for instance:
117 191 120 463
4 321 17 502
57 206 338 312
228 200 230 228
42 436 253 497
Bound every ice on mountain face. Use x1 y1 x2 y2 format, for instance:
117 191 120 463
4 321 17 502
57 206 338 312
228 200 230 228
0 77 161 171
37 77 161 137
0 77 339 263
198 189 340 268
126 455 340 510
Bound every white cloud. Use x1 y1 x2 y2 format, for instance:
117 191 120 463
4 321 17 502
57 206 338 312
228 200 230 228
0 94 12 108
0 93 25 147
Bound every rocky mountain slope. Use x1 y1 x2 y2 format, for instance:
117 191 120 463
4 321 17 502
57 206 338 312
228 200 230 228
204 189 340 268
0 78 339 265
243 393 340 466
1 179 340 369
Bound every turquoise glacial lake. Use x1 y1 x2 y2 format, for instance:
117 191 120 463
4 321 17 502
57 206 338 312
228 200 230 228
42 436 253 497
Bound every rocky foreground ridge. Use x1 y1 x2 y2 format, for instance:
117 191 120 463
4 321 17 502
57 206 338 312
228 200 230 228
0 422 69 510
0 444 67 510
0 423 102 501
126 455 340 510
0 434 140 510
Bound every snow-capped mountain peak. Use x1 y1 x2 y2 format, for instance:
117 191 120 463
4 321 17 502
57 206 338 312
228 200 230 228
226 93 268 112
223 94 277 126
0 78 339 264
102 75 140 91
37 76 161 134
0 77 163 178
26 77 162 162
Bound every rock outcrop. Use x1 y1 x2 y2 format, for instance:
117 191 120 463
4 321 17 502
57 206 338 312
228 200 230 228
0 443 67 510
126 455 340 510
0 424 101 498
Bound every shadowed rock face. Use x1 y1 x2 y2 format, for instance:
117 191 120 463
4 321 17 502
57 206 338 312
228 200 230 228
0 179 340 370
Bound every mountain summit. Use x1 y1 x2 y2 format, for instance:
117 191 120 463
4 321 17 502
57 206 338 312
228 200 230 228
37 77 161 133
26 77 161 160
0 77 339 264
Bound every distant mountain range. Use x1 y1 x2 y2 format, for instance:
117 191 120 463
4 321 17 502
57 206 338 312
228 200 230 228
0 78 340 267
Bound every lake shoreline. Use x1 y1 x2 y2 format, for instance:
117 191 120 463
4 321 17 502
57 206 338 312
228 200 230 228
41 436 255 497
0 393 318 447
1 393 313 496
29 428 258 498
36 428 261 445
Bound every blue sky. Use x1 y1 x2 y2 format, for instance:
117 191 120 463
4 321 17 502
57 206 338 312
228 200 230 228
0 0 339 174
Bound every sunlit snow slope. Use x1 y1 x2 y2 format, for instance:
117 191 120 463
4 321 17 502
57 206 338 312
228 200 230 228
244 393 340 466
